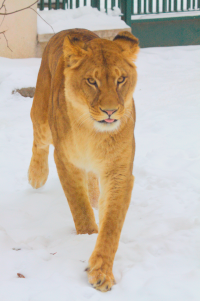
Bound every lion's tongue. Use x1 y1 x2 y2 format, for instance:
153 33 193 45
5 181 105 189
105 119 115 123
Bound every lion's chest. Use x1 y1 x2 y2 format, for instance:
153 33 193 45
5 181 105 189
71 148 96 172
62 131 101 173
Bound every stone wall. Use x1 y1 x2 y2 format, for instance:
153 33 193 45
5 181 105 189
0 0 37 58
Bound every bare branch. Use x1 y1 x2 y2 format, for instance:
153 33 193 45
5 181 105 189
30 7 55 34
0 30 12 51
0 0 6 11
0 1 6 27
0 8 5 25
0 0 54 52
0 1 54 34
0 0 38 15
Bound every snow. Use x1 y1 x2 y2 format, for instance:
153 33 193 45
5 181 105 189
37 6 129 35
0 44 200 300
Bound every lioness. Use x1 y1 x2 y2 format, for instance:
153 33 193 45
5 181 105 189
28 29 139 292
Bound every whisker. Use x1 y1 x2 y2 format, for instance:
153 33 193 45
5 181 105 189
75 112 88 125
77 116 91 129
71 112 89 129
124 109 134 122
123 114 129 125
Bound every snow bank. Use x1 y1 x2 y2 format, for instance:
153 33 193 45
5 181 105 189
37 6 129 34
0 45 200 300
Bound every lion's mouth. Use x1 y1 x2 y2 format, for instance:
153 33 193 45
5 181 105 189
98 119 118 124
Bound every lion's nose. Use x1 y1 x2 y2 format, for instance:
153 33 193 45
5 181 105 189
105 110 116 116
100 108 118 117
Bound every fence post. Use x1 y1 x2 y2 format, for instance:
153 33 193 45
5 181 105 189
111 0 115 9
55 0 60 9
91 0 97 7
76 0 80 8
120 0 132 27
40 0 44 10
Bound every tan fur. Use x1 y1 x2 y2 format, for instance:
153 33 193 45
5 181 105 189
28 29 139 292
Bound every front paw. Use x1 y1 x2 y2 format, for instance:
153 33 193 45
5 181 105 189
76 225 98 235
85 254 115 292
28 155 49 189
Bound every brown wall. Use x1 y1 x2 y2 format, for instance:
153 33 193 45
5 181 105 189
0 0 37 58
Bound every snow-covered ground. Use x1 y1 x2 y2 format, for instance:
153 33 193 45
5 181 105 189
0 44 200 301
38 7 128 35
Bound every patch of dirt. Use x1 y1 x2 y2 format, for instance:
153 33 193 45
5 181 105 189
12 87 35 98
17 273 25 278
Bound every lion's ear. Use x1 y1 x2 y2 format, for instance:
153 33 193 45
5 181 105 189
63 36 87 67
113 31 139 61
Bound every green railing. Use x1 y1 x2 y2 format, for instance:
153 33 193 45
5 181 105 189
39 0 121 12
38 0 200 27
132 0 200 15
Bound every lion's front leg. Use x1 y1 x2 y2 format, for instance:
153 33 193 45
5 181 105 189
54 150 98 235
86 172 134 291
87 171 100 209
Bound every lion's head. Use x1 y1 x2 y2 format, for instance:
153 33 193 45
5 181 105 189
63 31 139 132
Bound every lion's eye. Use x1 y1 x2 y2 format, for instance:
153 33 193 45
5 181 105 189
87 78 97 85
117 77 126 84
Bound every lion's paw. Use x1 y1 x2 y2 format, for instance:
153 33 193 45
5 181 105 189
85 255 115 292
28 158 49 189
